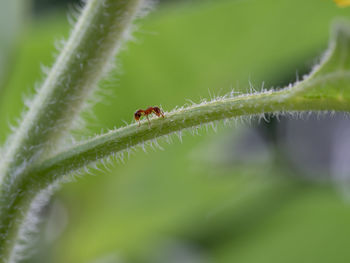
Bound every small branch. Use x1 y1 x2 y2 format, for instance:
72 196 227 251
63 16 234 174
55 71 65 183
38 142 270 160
29 76 350 188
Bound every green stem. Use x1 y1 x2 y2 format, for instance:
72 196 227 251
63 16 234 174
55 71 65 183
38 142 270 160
29 79 350 188
0 0 147 261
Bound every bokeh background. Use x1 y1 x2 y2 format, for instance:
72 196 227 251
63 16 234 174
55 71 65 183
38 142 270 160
2 0 350 262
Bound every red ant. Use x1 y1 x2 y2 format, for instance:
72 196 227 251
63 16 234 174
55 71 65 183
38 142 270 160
134 106 165 126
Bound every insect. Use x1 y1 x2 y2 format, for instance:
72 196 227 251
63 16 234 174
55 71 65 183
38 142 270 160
134 106 165 126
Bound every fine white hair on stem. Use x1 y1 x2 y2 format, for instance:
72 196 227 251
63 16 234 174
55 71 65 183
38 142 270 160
9 184 58 263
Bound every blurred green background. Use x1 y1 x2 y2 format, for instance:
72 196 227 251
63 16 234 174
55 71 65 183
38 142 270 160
2 0 350 262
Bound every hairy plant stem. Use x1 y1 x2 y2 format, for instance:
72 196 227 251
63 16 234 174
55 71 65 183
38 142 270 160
0 0 147 261
29 77 350 188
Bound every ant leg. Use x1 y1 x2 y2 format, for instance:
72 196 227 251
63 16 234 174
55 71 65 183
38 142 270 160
146 115 151 127
137 120 141 127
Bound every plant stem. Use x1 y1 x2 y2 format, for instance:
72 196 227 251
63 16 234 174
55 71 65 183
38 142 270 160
0 0 147 261
29 76 350 188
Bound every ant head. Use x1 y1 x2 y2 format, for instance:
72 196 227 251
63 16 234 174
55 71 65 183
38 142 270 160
153 107 161 116
134 111 142 120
